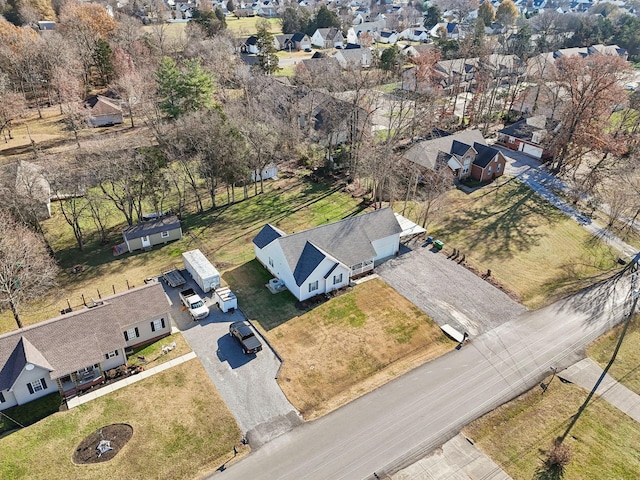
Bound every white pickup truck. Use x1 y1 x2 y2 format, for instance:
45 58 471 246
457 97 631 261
179 288 210 320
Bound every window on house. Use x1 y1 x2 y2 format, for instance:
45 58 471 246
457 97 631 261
27 378 47 394
488 166 492 175
151 318 166 332
269 257 274 267
124 327 139 341
333 273 343 285
105 350 119 359
497 163 502 171
161 231 169 238
309 280 319 292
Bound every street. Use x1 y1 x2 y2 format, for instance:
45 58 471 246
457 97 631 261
213 273 634 479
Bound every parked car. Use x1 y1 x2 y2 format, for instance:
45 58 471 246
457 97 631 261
229 321 262 354
304 47 312 52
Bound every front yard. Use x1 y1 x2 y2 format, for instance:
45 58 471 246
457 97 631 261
0 360 242 480
255 278 454 419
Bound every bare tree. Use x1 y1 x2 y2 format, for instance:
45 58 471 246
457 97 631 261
0 211 58 329
50 168 89 250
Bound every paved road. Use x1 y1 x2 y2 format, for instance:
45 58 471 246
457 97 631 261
214 273 635 479
162 277 301 447
378 243 526 336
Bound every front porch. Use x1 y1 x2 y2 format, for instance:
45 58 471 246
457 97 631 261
58 365 105 400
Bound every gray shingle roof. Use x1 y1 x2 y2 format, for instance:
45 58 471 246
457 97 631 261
123 215 181 240
253 224 286 248
497 115 547 142
277 208 401 282
403 129 486 170
0 282 170 386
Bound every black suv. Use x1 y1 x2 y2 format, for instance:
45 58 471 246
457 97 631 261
229 321 263 354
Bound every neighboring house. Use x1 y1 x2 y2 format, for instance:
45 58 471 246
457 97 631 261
251 163 279 181
402 129 506 182
430 22 459 39
334 47 373 68
37 21 56 31
240 35 259 54
496 115 550 159
527 44 628 79
311 27 345 48
347 19 386 44
253 208 402 301
0 160 51 220
291 32 312 50
399 27 430 42
257 5 277 16
85 95 124 127
123 215 182 252
0 282 171 409
378 30 398 44
274 34 295 51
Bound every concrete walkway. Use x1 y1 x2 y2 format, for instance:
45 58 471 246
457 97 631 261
559 358 640 423
66 352 197 408
392 434 512 480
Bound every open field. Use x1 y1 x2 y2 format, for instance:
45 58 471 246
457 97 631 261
260 278 454 419
141 17 281 40
463 378 640 479
403 178 619 309
0 360 242 480
587 313 640 394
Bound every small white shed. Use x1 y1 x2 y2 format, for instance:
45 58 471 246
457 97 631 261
214 287 238 313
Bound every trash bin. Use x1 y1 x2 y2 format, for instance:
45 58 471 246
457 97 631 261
426 236 433 245
433 240 444 250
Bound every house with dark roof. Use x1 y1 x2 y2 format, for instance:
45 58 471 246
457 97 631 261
496 115 550 159
253 208 402 301
84 95 124 127
122 215 182 252
0 282 171 409
291 32 311 50
311 27 345 49
402 129 506 182
0 160 51 220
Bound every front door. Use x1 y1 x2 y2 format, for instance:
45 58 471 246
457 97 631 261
141 235 151 248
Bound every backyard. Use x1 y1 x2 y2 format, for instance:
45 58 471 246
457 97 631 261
0 360 242 480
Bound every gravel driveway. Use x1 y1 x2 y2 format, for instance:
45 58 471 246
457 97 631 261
377 244 526 336
162 278 301 448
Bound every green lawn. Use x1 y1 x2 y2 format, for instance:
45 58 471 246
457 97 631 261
0 360 241 480
401 178 619 308
463 378 640 479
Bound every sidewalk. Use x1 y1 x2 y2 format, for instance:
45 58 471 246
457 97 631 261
559 358 640 423
66 352 197 409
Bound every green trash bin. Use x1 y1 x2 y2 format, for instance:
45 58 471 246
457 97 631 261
433 240 444 250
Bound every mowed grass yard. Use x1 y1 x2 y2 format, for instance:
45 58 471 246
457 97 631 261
462 379 640 479
410 178 620 309
0 360 241 480
141 17 281 40
250 278 454 419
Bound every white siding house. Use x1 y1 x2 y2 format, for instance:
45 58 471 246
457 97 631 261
253 208 402 301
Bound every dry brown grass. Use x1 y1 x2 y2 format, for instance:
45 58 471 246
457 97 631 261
0 359 242 480
462 378 640 479
266 278 455 419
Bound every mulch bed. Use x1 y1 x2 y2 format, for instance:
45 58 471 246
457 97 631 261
72 424 133 464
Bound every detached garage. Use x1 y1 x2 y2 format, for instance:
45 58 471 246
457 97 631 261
123 215 182 252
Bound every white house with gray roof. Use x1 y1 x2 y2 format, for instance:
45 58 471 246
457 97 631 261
0 282 171 409
253 208 402 301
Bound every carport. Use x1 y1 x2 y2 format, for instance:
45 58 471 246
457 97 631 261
394 213 426 239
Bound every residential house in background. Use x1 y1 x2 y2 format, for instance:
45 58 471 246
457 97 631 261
123 215 182 252
334 47 373 68
84 95 124 127
311 27 345 48
496 115 551 159
240 35 259 54
399 27 430 42
274 34 295 51
0 282 171 409
527 44 628 79
291 32 312 50
253 208 403 301
0 160 51 220
378 30 398 44
430 22 460 40
402 129 506 182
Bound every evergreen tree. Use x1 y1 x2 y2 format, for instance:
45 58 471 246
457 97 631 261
256 22 279 74
226 0 235 12
423 5 441 29
156 57 214 119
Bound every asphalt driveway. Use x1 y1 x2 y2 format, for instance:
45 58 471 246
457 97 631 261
377 244 526 336
161 277 301 448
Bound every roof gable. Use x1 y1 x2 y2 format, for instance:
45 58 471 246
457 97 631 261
293 242 327 286
472 142 500 168
253 224 286 248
